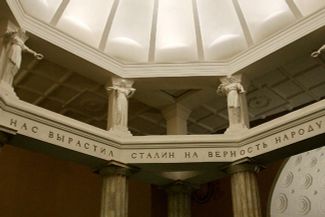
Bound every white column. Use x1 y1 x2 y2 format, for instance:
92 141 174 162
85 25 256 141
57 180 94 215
0 20 43 98
226 160 262 217
166 181 192 217
162 103 191 135
99 162 134 217
217 75 249 134
106 77 135 136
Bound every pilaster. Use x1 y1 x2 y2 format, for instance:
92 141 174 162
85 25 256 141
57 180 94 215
106 77 135 136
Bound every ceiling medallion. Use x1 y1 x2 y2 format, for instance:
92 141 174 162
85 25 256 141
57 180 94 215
248 95 271 109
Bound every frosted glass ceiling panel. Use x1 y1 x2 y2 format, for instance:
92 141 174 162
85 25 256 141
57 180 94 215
105 0 154 62
293 0 325 16
19 0 62 23
238 0 296 42
197 0 247 60
56 0 114 47
155 0 198 62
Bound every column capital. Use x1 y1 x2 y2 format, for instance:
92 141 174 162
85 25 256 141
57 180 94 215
105 76 135 90
218 74 249 88
226 158 264 175
98 161 137 177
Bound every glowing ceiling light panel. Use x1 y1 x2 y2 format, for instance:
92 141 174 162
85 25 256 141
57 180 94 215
155 0 198 63
105 0 155 63
293 0 325 16
19 0 63 23
57 0 114 47
196 0 247 60
238 0 296 42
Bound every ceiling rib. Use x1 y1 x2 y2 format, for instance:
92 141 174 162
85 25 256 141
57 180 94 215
285 0 303 19
188 118 214 133
33 72 72 105
192 0 204 61
279 67 319 101
49 0 70 26
148 0 159 63
98 0 120 51
232 0 253 46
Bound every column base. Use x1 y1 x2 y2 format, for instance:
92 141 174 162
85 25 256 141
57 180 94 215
225 124 248 134
108 128 133 137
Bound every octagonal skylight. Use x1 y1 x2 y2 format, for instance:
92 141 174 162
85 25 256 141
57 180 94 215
14 0 325 64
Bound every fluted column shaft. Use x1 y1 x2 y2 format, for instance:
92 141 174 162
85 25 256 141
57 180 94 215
227 162 262 217
99 163 133 217
167 182 192 217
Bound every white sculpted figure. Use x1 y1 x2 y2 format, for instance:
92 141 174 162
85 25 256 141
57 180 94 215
217 76 245 128
107 79 135 130
1 29 43 86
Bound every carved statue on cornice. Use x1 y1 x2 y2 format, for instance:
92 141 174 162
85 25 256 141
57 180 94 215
1 28 43 87
106 79 135 133
217 76 246 131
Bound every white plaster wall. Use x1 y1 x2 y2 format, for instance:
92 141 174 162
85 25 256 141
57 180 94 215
270 146 325 217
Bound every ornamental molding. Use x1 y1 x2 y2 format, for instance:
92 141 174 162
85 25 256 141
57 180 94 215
1 90 325 166
6 1 325 78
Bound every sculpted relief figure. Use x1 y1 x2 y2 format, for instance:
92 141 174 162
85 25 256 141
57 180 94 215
217 76 246 130
1 29 43 88
107 79 135 131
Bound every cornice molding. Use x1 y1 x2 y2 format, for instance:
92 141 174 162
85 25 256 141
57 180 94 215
6 1 325 78
1 90 325 165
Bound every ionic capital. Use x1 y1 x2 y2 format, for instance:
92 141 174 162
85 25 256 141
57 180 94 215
105 77 135 96
226 158 264 175
98 161 137 177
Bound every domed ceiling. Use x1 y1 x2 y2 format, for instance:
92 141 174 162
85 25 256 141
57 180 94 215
6 0 325 77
